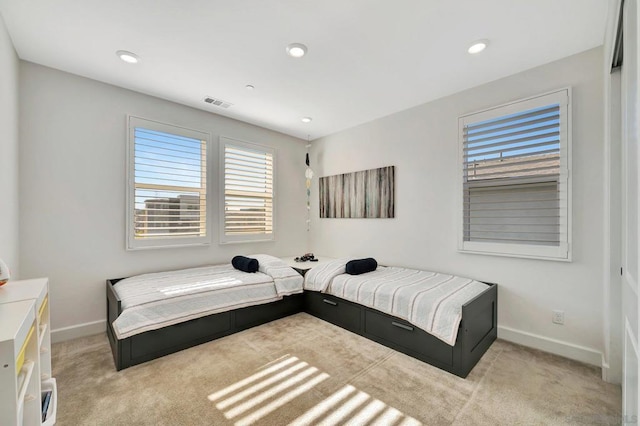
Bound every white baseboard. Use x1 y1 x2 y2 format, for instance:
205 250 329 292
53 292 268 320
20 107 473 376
498 325 603 367
602 356 622 385
50 321 604 368
51 320 106 344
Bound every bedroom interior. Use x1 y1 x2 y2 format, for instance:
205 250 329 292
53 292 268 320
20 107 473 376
0 0 636 424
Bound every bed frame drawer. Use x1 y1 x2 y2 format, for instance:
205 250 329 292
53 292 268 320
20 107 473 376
364 310 453 366
305 292 361 331
235 294 303 330
130 312 232 359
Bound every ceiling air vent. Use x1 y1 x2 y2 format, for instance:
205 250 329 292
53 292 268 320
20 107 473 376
203 96 233 109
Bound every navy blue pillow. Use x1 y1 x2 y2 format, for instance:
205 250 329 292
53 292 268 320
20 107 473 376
232 256 259 273
345 258 377 275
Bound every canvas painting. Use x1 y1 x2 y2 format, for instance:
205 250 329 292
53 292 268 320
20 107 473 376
319 166 395 218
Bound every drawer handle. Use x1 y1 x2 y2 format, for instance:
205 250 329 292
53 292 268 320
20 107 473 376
322 299 338 306
391 321 414 331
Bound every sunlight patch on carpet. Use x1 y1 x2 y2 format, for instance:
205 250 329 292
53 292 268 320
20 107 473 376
290 384 421 426
208 355 297 401
207 354 421 425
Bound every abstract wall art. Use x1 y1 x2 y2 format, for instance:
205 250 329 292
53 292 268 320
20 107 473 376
319 166 395 218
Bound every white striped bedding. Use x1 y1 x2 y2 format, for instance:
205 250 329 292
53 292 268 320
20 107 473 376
112 255 303 339
304 260 489 346
253 254 304 296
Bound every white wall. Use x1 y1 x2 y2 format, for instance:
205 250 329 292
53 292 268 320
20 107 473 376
0 14 20 278
19 62 308 338
310 47 605 365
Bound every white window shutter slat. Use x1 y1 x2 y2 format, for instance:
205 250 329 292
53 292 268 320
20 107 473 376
127 117 210 249
459 89 571 260
221 139 275 242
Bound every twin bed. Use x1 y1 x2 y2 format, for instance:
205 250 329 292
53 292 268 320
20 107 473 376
106 255 497 377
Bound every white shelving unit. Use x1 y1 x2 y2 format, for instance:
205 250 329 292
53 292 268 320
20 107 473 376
0 279 57 425
0 300 40 426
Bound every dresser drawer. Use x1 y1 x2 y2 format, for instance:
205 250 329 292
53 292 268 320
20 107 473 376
305 292 361 332
364 310 453 366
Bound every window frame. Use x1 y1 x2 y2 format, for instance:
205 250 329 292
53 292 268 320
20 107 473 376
218 136 276 244
457 88 572 261
126 115 212 250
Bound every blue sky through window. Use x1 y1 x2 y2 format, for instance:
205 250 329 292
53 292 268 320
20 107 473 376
134 127 204 209
465 104 560 163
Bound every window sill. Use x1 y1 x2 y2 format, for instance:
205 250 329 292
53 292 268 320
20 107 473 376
459 241 571 262
127 238 211 250
219 237 275 245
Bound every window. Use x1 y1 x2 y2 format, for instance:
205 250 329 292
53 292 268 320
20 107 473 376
219 137 274 243
458 89 571 260
127 116 210 249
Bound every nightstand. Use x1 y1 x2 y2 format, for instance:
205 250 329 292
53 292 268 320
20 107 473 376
281 256 337 276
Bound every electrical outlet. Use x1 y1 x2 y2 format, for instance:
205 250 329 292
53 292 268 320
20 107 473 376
552 310 564 325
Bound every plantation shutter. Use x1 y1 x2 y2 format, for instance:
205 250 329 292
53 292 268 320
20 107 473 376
128 117 209 249
222 140 274 241
460 90 569 258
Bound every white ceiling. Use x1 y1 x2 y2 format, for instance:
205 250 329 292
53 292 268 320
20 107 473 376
0 0 608 140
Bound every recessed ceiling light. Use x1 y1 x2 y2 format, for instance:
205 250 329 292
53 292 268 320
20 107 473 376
467 40 488 54
116 50 139 63
245 84 255 91
301 117 312 123
286 43 307 58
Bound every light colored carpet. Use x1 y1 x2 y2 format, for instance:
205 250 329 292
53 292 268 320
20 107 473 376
52 313 621 425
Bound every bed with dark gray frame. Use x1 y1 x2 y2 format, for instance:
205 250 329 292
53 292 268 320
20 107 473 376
106 274 497 378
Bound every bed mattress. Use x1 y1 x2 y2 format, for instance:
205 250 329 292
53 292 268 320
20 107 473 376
113 256 303 339
304 261 489 345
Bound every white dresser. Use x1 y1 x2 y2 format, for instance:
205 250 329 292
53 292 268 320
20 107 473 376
0 278 57 425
